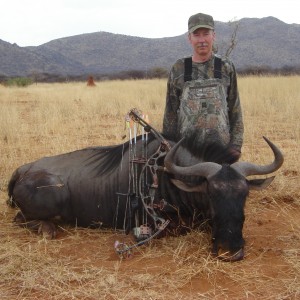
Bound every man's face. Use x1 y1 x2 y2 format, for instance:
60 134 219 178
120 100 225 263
188 28 215 58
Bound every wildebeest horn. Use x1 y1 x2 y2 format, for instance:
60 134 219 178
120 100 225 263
164 138 222 179
231 136 284 177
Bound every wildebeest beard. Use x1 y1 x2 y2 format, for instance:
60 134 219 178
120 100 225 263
181 130 234 164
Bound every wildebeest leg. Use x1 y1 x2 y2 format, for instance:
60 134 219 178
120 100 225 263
10 171 70 239
14 211 57 239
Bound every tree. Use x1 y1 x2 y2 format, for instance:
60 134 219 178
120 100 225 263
225 19 240 58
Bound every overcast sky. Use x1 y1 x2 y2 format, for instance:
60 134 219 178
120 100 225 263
0 0 299 47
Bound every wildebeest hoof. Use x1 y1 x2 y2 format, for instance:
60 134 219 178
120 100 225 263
215 248 244 262
14 211 26 224
38 221 57 239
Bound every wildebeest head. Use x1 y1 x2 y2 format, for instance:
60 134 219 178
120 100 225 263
164 137 284 261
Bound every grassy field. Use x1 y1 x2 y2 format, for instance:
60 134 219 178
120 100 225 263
0 77 299 299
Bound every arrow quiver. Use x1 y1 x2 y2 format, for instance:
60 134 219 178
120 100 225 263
115 108 171 257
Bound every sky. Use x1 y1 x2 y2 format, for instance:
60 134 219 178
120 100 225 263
0 0 299 47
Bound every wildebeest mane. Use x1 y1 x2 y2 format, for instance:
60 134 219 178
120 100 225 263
182 131 235 164
84 135 156 177
79 129 235 178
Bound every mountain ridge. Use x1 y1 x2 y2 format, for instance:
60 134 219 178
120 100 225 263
0 17 299 77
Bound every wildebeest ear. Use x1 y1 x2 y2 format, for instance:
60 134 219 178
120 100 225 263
247 176 275 190
170 179 207 192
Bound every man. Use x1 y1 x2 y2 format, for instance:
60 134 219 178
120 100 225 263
162 13 243 162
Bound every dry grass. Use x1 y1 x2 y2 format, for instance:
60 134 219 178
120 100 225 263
0 77 299 299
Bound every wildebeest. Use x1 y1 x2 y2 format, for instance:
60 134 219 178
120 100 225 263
7 129 283 261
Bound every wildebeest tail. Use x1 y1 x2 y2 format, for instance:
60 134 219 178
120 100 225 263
7 170 19 207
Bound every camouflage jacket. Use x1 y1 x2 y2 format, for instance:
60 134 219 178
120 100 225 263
162 54 244 151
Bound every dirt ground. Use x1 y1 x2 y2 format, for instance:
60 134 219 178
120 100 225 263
1 188 299 299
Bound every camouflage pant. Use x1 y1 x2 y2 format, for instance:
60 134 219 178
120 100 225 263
178 78 230 146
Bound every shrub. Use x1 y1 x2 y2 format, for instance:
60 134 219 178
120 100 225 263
6 77 33 87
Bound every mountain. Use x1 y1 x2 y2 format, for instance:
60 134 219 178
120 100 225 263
0 17 299 77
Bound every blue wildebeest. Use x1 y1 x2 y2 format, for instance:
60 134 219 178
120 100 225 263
7 127 283 261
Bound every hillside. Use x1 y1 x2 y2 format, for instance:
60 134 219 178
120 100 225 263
0 17 299 77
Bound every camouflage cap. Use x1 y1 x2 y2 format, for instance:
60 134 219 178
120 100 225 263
188 13 214 33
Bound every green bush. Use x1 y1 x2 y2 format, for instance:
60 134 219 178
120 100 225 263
6 77 33 87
